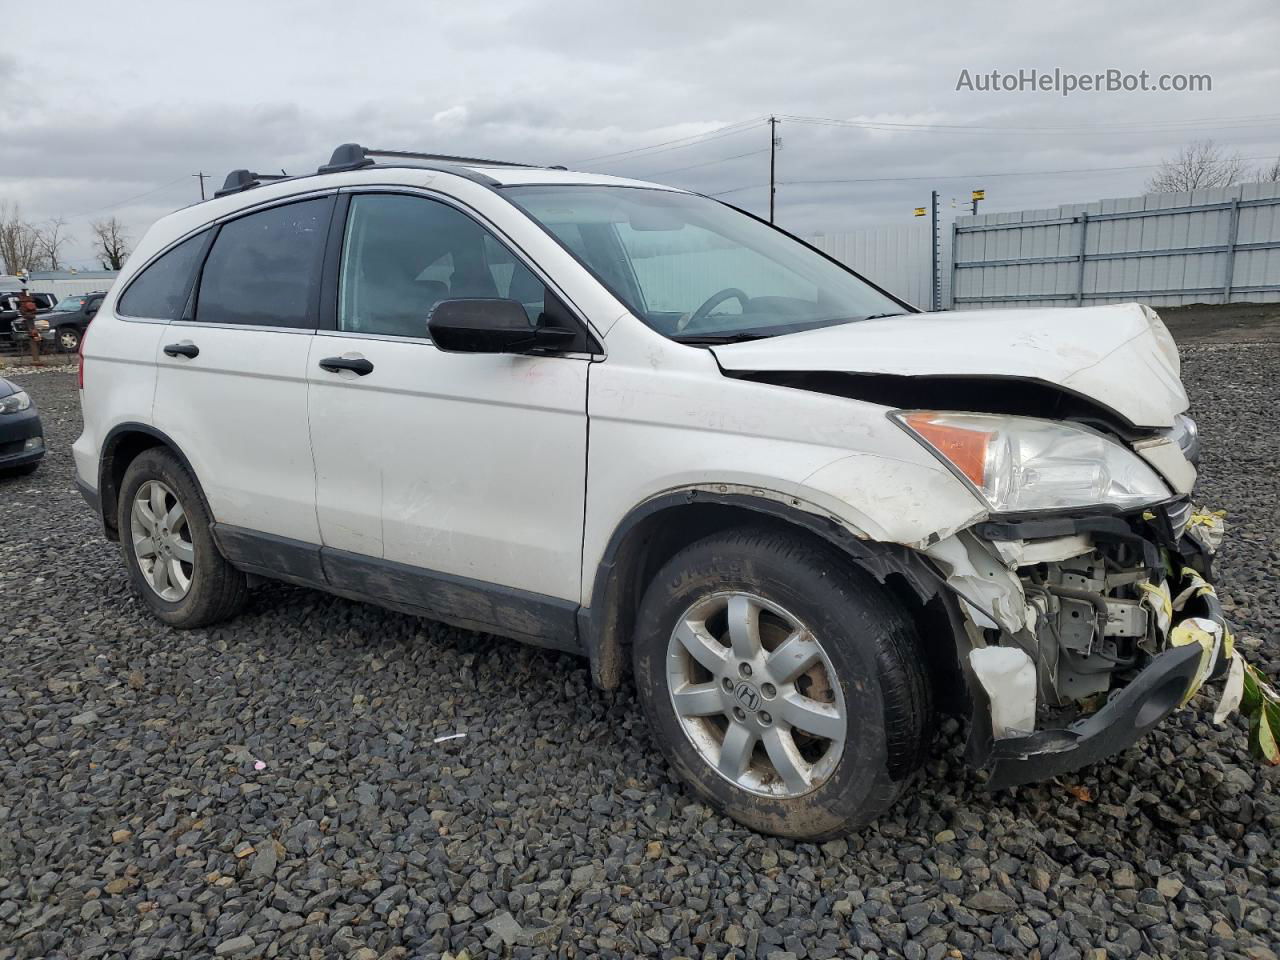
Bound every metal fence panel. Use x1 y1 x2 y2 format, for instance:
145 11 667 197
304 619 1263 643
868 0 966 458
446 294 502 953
806 221 949 310
2 274 118 299
952 181 1280 309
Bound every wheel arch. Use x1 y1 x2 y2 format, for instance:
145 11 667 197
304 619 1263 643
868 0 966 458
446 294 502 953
98 423 207 541
578 488 969 712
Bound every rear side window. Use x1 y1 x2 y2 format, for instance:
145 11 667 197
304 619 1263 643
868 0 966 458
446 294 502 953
117 232 209 320
196 197 331 329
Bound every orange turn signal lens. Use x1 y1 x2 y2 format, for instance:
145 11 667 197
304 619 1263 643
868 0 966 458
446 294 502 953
903 413 992 487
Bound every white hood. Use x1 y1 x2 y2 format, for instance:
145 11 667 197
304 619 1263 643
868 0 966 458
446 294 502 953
710 302 1188 428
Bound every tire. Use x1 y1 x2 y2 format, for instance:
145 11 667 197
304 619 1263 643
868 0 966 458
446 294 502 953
117 447 247 628
56 327 81 352
633 526 933 840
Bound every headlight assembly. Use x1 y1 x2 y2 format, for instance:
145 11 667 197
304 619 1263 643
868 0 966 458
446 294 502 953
0 391 31 415
893 410 1170 513
1166 412 1200 465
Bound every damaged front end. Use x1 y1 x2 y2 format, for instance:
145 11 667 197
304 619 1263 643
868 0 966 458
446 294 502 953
928 502 1230 788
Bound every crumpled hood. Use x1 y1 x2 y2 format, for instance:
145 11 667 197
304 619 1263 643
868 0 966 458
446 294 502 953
710 302 1188 428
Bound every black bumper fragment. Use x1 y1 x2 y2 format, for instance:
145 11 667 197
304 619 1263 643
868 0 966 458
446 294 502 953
986 642 1203 790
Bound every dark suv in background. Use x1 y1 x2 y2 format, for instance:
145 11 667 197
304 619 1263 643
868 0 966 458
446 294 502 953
7 292 103 352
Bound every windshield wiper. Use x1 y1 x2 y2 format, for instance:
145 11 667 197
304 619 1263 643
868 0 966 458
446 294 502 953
671 332 769 345
860 312 908 321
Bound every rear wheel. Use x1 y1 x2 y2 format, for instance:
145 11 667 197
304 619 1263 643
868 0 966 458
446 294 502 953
632 526 933 839
118 448 247 627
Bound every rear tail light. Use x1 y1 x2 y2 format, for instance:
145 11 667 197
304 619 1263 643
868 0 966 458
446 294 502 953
77 327 88 389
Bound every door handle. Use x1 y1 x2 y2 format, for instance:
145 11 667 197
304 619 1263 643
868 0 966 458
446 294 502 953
319 356 374 376
163 342 199 358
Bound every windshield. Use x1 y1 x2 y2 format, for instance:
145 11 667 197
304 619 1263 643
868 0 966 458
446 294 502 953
52 297 86 313
504 186 906 341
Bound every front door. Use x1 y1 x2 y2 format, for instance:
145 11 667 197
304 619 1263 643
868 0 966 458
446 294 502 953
307 191 591 612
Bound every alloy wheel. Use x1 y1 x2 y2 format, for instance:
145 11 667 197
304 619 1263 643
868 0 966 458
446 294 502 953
666 591 846 798
130 480 195 601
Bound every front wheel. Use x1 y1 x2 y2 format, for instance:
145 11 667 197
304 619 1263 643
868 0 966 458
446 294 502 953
56 327 81 352
632 527 933 839
117 448 247 627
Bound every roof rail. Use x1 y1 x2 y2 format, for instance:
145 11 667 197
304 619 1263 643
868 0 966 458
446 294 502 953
214 169 290 198
318 142 542 175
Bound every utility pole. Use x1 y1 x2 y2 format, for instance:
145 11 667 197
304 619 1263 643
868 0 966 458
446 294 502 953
193 172 209 201
768 117 779 223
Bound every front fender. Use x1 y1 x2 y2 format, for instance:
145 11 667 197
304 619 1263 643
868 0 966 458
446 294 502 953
799 452 987 547
578 484 971 691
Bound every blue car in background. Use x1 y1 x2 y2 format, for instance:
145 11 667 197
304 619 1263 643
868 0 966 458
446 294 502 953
0 376 45 476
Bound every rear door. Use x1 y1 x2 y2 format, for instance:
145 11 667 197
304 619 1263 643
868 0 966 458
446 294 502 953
151 194 334 549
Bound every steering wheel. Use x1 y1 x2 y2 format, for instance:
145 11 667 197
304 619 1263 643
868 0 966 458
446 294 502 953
675 287 750 332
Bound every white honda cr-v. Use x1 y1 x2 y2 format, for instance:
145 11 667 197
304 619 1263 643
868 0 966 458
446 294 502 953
73 143 1228 839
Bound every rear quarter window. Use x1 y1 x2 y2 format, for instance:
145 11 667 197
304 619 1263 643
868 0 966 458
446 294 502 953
117 231 211 320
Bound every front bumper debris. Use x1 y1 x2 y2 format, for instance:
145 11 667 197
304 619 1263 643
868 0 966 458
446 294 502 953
986 642 1203 789
961 501 1235 788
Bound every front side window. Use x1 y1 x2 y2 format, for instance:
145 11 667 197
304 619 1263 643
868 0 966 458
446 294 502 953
338 193 547 338
196 197 331 329
116 230 210 320
505 186 906 342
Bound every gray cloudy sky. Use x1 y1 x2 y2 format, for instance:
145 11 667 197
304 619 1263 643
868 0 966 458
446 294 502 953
3 0 1279 269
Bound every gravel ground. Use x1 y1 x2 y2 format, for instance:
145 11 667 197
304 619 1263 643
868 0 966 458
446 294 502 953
1 345 1277 960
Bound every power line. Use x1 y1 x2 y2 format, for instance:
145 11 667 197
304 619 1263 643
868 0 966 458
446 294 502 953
647 147 769 177
707 154 1280 196
779 112 1280 135
572 117 765 165
783 112 1280 130
588 123 766 168
64 176 191 221
573 110 1280 179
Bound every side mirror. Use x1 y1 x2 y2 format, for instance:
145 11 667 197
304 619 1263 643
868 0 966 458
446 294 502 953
427 298 576 354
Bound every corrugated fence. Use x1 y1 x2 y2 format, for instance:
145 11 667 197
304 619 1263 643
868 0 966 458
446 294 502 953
1 274 117 299
806 222 949 311
950 181 1280 309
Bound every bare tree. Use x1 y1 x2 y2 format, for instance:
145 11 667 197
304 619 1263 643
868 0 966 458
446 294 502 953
37 217 72 272
0 201 45 275
1258 156 1280 183
1146 139 1246 193
92 217 131 270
